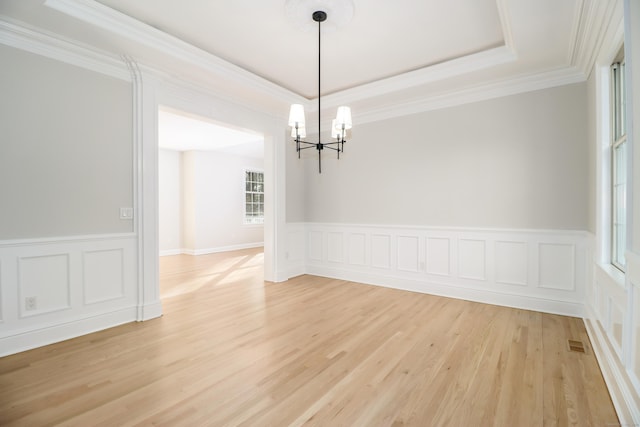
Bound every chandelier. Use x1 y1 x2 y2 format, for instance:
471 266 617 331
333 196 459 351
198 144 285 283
288 10 353 174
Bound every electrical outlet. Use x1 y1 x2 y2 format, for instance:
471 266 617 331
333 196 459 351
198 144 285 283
25 296 37 311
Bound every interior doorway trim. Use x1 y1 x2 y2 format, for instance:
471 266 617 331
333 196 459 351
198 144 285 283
135 69 287 321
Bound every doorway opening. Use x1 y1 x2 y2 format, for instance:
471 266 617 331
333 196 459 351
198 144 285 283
157 106 265 299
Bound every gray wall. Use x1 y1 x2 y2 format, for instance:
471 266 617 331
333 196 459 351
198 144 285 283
0 44 133 239
296 83 588 230
587 72 597 234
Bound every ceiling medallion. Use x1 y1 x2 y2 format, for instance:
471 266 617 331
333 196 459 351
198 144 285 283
284 0 354 33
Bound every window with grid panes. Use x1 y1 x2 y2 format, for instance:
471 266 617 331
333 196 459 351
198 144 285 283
244 170 264 225
611 56 627 271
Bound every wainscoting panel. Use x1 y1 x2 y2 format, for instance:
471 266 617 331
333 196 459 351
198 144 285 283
308 231 323 262
397 235 419 273
584 245 640 426
538 243 576 291
290 223 588 316
495 241 528 286
0 234 138 356
18 254 71 317
458 239 486 281
371 234 391 269
426 237 451 276
83 249 125 305
327 232 344 264
348 233 367 266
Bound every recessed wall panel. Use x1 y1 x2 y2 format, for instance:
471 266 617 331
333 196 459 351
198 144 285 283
458 239 486 280
397 236 419 272
426 237 450 276
308 231 323 261
371 234 391 269
495 241 527 286
18 254 70 316
348 233 366 266
538 243 575 290
610 298 624 352
83 249 124 304
327 232 344 263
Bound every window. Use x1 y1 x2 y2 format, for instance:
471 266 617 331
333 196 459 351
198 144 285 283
244 170 264 225
611 57 627 271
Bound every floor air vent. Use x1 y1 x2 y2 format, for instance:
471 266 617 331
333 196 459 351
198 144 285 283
567 339 586 353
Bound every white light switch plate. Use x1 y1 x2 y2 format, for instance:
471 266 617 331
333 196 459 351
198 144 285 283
120 207 134 219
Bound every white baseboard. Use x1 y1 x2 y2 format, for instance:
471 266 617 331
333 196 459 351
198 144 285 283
0 307 138 357
584 304 640 425
138 300 163 321
182 242 264 256
159 249 183 256
306 265 584 317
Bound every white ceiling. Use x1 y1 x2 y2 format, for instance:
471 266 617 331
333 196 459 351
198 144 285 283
158 108 264 157
95 0 505 98
0 0 617 123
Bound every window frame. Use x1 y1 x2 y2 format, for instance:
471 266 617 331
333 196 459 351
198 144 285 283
243 169 264 226
610 57 627 272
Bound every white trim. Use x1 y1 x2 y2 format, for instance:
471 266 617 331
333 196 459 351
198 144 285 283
352 67 586 127
289 222 591 237
0 306 137 357
159 249 183 257
286 223 588 317
306 264 584 317
43 0 304 104
495 0 515 52
0 233 137 247
182 242 264 256
316 46 517 110
36 0 598 130
584 305 640 425
569 0 622 78
0 17 130 81
138 300 162 322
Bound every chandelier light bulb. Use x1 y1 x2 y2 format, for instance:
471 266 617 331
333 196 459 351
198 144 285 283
292 124 306 138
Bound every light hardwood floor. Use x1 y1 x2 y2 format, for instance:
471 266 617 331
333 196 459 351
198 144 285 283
0 248 619 426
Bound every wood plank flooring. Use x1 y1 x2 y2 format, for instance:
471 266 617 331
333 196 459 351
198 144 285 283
0 248 619 426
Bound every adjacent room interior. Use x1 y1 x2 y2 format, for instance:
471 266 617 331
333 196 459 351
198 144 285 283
157 107 265 299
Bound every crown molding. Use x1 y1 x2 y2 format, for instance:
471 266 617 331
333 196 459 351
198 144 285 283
314 45 517 111
304 66 585 131
568 0 622 78
44 0 306 105
495 0 515 52
0 16 130 80
352 66 586 126
310 0 517 110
